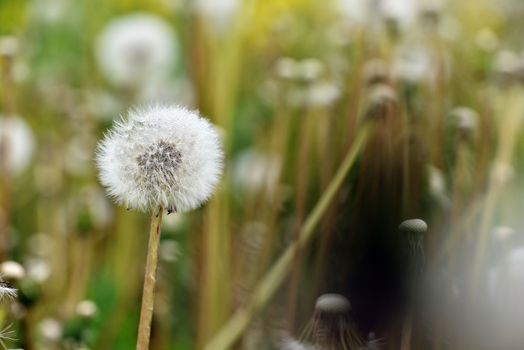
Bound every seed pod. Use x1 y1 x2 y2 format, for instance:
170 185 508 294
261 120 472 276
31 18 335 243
399 219 428 280
301 294 365 349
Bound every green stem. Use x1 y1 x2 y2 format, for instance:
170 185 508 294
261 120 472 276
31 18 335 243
203 123 372 350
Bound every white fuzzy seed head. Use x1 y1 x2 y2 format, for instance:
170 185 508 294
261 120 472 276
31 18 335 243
0 277 16 301
95 13 177 88
96 105 223 213
0 115 35 175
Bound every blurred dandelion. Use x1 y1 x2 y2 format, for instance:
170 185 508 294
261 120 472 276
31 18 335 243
193 0 239 32
95 13 177 89
0 116 35 175
300 294 365 349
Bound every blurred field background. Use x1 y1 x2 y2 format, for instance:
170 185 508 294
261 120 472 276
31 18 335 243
1 0 524 349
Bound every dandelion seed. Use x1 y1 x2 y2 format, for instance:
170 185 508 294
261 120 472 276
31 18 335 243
0 283 16 301
95 13 177 88
96 104 223 213
0 323 17 350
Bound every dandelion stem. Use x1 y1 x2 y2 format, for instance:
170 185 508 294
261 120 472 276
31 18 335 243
136 205 163 350
203 123 373 350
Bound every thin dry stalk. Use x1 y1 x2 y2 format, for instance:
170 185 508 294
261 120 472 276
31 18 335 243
136 206 164 350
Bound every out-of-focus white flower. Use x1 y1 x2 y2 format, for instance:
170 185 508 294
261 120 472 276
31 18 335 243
38 318 62 341
162 211 186 231
392 46 437 85
335 0 369 25
25 258 51 283
0 261 25 281
493 50 522 76
0 115 35 175
274 57 299 80
193 0 239 32
428 165 449 208
278 337 317 350
380 0 417 29
96 105 223 213
0 36 18 58
75 300 98 319
233 149 280 198
95 13 177 88
159 240 181 262
30 0 69 23
306 81 341 108
450 107 478 139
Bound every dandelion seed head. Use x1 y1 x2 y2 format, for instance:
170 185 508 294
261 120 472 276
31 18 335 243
38 318 63 341
399 218 427 236
315 294 352 315
75 300 98 319
0 36 19 58
302 294 365 348
193 0 238 32
279 337 318 350
450 107 478 138
95 13 177 87
0 261 25 282
96 104 223 213
0 115 35 175
0 282 16 301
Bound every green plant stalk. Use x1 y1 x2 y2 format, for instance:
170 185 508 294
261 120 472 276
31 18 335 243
203 123 373 350
136 206 164 350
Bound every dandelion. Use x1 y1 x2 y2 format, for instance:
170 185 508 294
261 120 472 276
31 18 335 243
399 219 427 350
450 107 478 141
96 104 223 213
95 13 177 88
0 115 35 176
96 104 223 350
300 294 366 349
0 261 25 282
75 300 98 319
193 0 239 32
399 218 428 277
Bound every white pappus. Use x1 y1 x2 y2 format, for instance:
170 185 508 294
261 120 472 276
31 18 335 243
96 105 224 213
